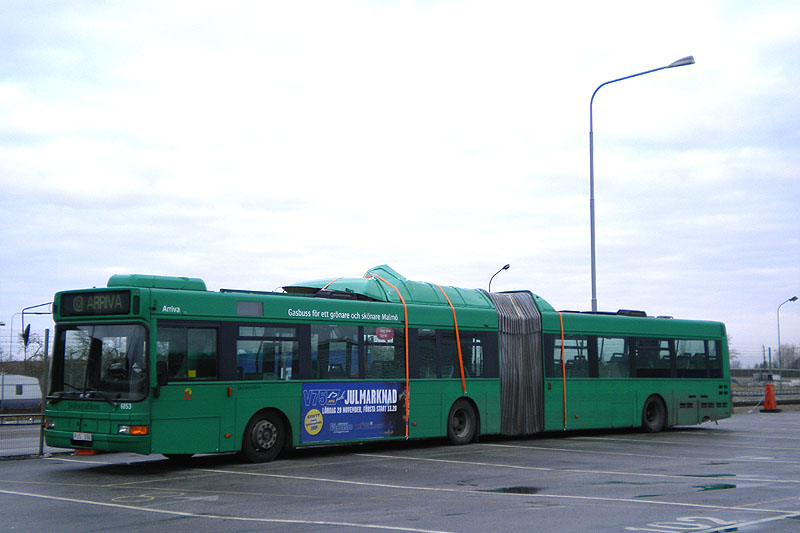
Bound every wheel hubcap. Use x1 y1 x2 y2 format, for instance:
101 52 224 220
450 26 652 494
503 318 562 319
252 419 277 451
453 410 468 437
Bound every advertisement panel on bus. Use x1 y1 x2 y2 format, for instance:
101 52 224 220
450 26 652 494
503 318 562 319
300 381 404 443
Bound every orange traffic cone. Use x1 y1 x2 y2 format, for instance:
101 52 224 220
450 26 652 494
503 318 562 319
760 383 782 413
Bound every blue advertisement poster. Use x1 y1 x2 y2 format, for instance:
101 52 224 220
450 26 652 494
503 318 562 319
300 382 405 443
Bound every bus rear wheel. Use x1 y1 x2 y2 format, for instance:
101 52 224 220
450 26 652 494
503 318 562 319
447 399 477 445
642 395 667 433
242 411 284 462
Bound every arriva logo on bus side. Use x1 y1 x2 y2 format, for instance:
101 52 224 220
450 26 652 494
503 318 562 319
162 305 181 313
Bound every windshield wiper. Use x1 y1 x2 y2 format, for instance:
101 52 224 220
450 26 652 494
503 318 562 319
84 388 118 408
46 391 66 404
47 382 82 404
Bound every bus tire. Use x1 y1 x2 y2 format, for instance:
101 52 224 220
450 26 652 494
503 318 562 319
242 411 284 463
447 399 477 445
642 395 667 433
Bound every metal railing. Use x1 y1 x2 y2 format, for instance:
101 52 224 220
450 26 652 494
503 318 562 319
0 413 46 457
0 389 794 459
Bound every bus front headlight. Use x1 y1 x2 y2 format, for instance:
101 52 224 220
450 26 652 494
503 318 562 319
118 425 149 435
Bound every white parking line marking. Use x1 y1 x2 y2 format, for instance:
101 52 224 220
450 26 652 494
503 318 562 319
573 435 800 451
356 452 796 485
0 488 454 533
699 511 800 532
481 442 800 465
44 456 117 465
199 465 796 515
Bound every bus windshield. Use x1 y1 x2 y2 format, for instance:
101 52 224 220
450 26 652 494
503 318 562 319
50 324 148 403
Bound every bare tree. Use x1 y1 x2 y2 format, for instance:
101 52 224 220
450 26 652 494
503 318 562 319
727 335 742 369
781 344 799 369
21 331 46 360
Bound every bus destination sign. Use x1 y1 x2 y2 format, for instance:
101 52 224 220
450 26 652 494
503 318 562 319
61 290 131 317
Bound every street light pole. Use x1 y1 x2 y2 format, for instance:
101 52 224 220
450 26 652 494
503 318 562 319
488 264 510 293
777 296 798 372
8 312 21 361
589 56 695 312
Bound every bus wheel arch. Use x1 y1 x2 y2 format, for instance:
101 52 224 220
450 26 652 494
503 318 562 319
447 398 479 445
641 394 667 433
242 408 291 462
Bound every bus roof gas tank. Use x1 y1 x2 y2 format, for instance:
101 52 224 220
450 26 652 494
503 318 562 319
108 275 207 291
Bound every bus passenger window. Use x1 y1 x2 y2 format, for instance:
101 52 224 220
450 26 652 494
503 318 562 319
461 334 485 378
439 332 459 379
675 339 708 378
417 329 437 378
597 337 629 378
188 329 217 378
311 325 358 379
363 327 404 380
156 327 218 380
237 337 298 380
559 336 590 378
634 338 671 378
709 340 722 378
543 334 556 377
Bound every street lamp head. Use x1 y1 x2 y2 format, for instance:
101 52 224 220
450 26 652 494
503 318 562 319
488 264 511 293
668 56 695 68
790 296 798 302
501 264 510 271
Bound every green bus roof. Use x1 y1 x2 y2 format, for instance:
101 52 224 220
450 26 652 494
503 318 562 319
284 265 495 309
96 268 721 338
107 274 207 291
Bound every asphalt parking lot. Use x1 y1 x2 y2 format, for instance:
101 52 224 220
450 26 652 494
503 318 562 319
1 411 799 532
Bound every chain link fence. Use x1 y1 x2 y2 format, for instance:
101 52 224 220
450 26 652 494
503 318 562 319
0 351 69 457
0 360 796 458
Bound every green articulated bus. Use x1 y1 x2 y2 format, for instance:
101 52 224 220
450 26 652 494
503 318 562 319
44 265 730 462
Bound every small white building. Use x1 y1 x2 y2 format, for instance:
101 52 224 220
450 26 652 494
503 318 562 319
0 374 42 410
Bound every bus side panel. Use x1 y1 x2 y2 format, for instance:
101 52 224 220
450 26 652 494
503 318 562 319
671 379 731 425
233 382 302 448
150 382 238 454
544 378 730 431
478 380 502 435
407 379 501 439
407 381 444 438
544 379 635 431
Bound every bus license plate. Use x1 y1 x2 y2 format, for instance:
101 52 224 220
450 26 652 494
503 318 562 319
73 432 92 442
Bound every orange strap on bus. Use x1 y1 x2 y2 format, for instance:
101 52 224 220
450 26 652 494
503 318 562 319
320 277 342 291
559 311 567 430
365 273 411 439
436 284 467 395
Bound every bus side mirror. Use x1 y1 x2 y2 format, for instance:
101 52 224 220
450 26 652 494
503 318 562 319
156 361 168 387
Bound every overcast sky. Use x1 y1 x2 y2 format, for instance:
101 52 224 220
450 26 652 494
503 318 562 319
1 1 798 368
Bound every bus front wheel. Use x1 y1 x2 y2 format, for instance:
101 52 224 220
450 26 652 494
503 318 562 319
642 395 667 433
242 411 284 462
447 399 477 445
